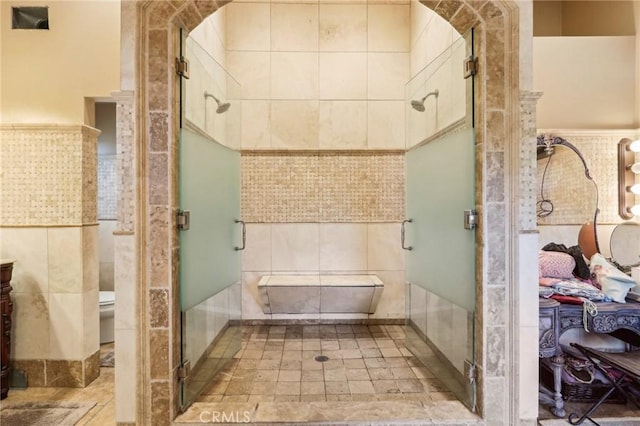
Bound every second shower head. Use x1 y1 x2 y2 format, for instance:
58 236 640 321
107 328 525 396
410 89 439 112
204 91 231 114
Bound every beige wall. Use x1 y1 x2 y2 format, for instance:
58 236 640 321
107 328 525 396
534 36 637 129
534 1 636 37
0 0 120 124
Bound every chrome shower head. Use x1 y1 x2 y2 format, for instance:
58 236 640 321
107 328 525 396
410 89 439 112
410 99 426 112
216 101 231 114
204 91 231 114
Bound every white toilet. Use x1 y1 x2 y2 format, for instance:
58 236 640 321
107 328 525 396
99 291 115 344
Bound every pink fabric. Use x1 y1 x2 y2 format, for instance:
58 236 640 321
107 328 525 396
539 251 576 279
539 277 561 287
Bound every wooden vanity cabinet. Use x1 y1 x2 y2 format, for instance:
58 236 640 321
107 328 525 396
0 260 14 400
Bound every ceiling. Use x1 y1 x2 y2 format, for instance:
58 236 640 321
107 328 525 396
533 0 637 36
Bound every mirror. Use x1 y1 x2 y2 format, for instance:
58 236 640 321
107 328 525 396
610 222 640 272
536 134 600 254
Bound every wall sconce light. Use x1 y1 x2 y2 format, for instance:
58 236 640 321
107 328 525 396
618 138 640 219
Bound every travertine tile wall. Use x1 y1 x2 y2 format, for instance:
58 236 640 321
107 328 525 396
242 222 406 321
0 124 100 387
225 1 410 151
408 1 466 148
224 2 411 324
98 154 117 292
408 283 471 375
519 90 543 422
111 89 138 423
99 220 116 292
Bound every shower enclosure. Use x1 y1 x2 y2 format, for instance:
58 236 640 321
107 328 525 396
177 32 243 410
176 20 477 414
404 31 477 411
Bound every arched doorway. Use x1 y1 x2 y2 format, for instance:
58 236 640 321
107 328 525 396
116 1 532 424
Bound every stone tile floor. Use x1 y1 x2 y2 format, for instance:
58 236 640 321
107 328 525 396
196 324 456 404
7 325 636 424
175 324 480 424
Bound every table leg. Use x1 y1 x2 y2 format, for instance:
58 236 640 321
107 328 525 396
549 354 566 417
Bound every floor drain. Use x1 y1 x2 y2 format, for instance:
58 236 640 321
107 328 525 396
314 355 329 362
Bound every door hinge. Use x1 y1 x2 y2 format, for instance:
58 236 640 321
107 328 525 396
465 360 476 384
178 360 191 380
464 209 478 230
176 56 190 79
177 210 190 231
464 55 477 79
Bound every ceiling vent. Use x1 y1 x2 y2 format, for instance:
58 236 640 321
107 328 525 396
12 7 49 30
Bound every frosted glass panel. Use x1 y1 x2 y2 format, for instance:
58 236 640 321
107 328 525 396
178 29 242 411
405 128 475 312
180 283 241 407
179 128 241 311
404 28 475 413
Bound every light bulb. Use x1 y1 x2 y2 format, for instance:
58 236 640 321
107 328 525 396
629 140 640 152
630 163 640 174
629 184 640 194
630 204 640 216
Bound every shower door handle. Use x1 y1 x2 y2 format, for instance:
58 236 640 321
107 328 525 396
234 220 246 251
401 219 413 251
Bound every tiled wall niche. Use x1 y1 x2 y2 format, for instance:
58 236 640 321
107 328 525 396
0 124 100 387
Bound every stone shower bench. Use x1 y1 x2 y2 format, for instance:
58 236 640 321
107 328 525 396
258 274 384 315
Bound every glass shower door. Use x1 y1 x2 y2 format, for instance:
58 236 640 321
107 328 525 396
404 31 477 412
178 32 243 410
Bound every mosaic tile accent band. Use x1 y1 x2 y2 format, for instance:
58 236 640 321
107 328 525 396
98 156 117 220
520 92 542 232
0 124 98 226
241 152 405 223
115 93 135 233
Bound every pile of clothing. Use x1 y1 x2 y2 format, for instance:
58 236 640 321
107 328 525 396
539 243 636 305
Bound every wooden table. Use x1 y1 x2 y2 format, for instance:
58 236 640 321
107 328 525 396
538 297 640 417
